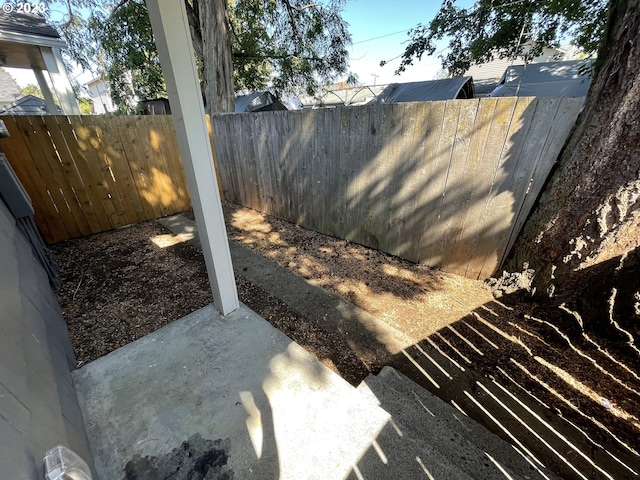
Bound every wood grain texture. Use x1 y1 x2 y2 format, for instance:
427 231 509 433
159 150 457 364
1 98 581 275
0 115 223 243
211 97 583 279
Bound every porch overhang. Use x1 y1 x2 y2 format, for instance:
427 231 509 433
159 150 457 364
0 12 80 114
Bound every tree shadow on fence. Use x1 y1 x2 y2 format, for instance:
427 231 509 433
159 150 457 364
212 97 583 281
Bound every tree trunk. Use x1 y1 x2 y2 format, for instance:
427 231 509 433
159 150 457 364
505 0 640 321
192 0 235 112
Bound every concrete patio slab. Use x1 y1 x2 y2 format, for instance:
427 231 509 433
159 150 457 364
72 303 392 480
158 214 416 364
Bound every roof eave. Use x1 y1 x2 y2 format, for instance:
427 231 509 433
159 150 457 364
0 31 67 49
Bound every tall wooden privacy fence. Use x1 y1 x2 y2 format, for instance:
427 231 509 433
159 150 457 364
2 98 582 279
0 115 198 243
212 96 584 279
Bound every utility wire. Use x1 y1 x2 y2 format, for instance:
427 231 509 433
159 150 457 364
352 28 411 45
352 0 535 47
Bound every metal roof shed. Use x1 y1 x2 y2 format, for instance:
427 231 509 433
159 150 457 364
489 60 593 97
375 77 475 104
234 91 288 113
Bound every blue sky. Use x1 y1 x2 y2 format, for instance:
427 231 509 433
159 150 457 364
7 1 462 89
341 0 459 85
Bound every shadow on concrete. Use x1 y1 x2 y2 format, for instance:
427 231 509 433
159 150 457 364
72 304 392 480
354 288 640 480
157 212 640 479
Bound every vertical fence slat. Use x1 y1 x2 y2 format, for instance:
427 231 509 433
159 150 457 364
163 116 192 211
58 116 113 232
25 115 85 239
464 97 518 279
212 115 236 203
137 116 168 218
15 116 81 239
42 115 103 234
0 98 582 273
390 103 430 260
118 116 158 220
475 97 540 279
66 116 119 229
441 98 495 275
205 115 224 205
343 105 370 244
105 116 148 224
420 100 462 266
414 101 447 263
1 116 68 242
81 115 132 227
435 99 479 271
93 115 137 226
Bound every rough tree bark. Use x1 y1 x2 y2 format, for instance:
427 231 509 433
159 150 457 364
505 0 640 327
186 0 235 113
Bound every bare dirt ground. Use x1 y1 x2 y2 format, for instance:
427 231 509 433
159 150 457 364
51 201 640 479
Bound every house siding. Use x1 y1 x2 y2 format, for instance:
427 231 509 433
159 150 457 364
0 199 94 479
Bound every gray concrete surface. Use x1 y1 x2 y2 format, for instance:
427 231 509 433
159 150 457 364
158 214 415 365
356 366 555 479
72 303 554 480
72 303 393 480
0 199 93 479
69 212 563 479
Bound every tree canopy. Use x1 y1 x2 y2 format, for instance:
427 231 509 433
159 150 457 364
393 0 608 76
228 0 351 95
51 0 351 112
90 1 164 113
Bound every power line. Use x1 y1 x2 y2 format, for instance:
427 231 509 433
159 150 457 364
352 28 411 46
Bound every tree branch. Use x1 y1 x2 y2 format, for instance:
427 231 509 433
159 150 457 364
281 0 302 53
111 0 131 12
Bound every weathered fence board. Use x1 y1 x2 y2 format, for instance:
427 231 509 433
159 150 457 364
2 98 582 279
0 115 217 244
211 97 583 279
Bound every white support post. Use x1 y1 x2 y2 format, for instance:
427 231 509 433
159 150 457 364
32 67 58 114
39 47 81 115
145 0 239 315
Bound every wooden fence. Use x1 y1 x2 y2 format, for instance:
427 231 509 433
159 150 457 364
212 97 584 279
2 98 582 279
0 115 213 243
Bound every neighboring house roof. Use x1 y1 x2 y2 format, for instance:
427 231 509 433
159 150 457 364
465 46 575 97
466 46 565 81
0 69 21 104
0 94 60 115
489 60 594 98
235 91 288 113
375 77 475 104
